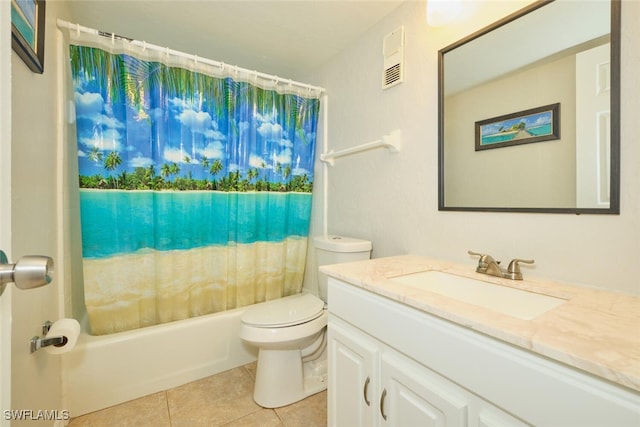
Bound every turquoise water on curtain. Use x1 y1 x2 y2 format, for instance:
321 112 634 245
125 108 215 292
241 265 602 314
80 190 312 259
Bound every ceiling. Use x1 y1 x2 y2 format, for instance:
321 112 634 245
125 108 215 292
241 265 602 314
66 0 405 79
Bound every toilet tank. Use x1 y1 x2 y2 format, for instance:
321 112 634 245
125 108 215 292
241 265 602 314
313 235 372 302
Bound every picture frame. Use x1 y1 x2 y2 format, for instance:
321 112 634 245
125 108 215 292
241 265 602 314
11 0 46 74
475 103 560 151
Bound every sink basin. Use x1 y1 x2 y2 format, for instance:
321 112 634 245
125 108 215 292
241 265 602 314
389 270 566 320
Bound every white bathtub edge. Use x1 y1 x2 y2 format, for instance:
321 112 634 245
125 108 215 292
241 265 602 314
63 308 257 417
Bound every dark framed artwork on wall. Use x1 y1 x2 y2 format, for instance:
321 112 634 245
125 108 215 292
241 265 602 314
475 103 560 151
11 0 46 73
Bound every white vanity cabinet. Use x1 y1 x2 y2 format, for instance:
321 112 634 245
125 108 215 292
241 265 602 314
327 277 640 427
329 318 472 426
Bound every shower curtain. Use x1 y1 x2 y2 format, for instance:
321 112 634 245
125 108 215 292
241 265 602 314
67 33 321 335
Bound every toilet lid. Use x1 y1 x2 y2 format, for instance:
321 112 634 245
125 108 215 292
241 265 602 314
241 293 325 327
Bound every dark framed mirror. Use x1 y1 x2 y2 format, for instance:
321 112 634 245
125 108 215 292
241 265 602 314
438 0 620 214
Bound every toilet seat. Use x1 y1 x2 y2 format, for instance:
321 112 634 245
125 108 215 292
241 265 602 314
241 293 324 328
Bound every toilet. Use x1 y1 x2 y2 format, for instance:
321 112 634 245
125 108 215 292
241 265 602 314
239 235 372 408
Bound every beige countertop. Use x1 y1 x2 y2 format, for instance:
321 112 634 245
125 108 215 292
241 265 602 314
320 255 640 393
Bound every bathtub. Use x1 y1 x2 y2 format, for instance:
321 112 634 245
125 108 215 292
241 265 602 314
64 307 257 417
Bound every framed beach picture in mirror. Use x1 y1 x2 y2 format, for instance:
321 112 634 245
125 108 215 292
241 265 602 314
11 0 46 73
475 103 560 151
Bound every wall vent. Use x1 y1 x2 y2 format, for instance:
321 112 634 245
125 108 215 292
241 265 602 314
384 64 401 87
382 26 404 90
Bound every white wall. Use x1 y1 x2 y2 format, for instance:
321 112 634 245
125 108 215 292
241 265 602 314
304 0 640 295
10 1 71 424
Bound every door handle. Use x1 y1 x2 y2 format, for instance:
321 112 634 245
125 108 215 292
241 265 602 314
0 250 54 296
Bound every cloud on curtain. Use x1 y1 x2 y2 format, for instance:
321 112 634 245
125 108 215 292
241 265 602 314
69 44 320 335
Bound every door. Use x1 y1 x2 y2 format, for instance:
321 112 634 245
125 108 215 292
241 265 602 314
0 1 13 425
328 320 378 427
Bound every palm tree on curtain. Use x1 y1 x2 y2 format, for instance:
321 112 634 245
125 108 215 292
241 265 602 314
168 162 180 179
103 151 122 188
70 44 317 192
88 146 103 164
70 45 230 126
160 163 172 181
209 159 223 187
200 156 210 170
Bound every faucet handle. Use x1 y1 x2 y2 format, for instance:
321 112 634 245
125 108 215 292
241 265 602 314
467 250 500 272
468 250 499 262
505 258 535 280
468 250 491 260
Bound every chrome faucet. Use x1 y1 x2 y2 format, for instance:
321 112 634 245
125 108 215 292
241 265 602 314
468 251 534 280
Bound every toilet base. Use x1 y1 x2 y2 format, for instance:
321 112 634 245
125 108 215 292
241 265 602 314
253 348 327 408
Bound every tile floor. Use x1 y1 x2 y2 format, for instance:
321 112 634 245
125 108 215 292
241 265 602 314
67 362 327 427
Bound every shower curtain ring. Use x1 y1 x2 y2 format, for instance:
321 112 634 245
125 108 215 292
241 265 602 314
76 23 80 37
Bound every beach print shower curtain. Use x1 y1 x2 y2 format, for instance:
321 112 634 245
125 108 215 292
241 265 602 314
68 39 320 335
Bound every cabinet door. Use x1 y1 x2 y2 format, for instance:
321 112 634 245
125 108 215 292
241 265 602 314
328 320 379 427
380 352 468 427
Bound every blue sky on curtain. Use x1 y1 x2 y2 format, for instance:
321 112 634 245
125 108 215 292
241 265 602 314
68 37 321 335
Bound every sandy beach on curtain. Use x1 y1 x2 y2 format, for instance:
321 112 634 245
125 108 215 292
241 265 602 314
82 237 308 335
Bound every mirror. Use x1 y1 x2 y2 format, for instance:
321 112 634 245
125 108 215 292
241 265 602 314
438 0 620 214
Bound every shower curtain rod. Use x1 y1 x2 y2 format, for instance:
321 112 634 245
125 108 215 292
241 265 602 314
57 19 325 94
